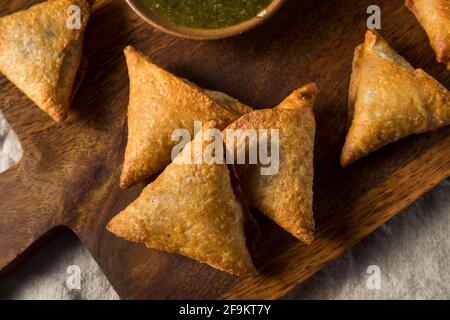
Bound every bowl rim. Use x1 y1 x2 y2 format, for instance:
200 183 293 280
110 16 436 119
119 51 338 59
125 0 286 41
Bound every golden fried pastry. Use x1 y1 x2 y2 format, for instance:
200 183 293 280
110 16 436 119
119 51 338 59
406 0 450 69
120 46 251 188
341 30 450 167
224 84 317 244
108 120 257 276
0 0 91 123
204 90 253 116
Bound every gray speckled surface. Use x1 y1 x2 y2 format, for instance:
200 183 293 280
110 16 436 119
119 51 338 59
0 111 448 300
0 112 22 173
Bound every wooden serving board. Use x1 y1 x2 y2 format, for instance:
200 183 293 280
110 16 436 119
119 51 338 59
0 0 449 300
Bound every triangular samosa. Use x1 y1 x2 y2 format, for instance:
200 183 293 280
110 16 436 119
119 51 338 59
341 30 450 167
0 0 91 123
120 46 251 188
406 0 450 69
108 120 257 276
224 84 317 244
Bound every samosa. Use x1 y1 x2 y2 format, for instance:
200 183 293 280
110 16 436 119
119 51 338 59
406 0 450 69
341 30 450 167
0 0 91 123
120 46 251 188
108 120 257 276
224 84 317 244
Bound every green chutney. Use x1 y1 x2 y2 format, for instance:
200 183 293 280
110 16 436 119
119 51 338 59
143 0 273 29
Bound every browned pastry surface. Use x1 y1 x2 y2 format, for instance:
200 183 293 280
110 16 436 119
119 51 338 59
0 0 91 123
109 120 257 276
225 84 317 244
341 30 450 167
120 46 251 188
406 0 450 69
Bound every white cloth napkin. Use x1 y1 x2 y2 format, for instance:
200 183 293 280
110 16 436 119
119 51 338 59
0 112 22 173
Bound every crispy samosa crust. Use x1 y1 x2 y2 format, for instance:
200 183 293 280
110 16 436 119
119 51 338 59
225 84 317 244
120 46 251 188
341 30 450 167
406 0 450 69
108 121 257 277
0 0 91 123
204 90 252 116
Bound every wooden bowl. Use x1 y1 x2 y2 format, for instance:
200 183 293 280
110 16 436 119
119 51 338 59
125 0 285 40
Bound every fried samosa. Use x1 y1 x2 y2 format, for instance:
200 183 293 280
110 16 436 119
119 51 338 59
0 0 91 123
406 0 450 69
108 120 257 276
120 46 251 188
224 84 317 244
341 30 450 167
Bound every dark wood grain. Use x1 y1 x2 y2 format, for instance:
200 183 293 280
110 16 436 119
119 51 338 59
0 0 449 299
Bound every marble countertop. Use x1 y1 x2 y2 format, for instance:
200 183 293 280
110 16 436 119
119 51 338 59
0 112 448 300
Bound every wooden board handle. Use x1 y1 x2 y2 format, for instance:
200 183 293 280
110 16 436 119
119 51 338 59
0 165 63 271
